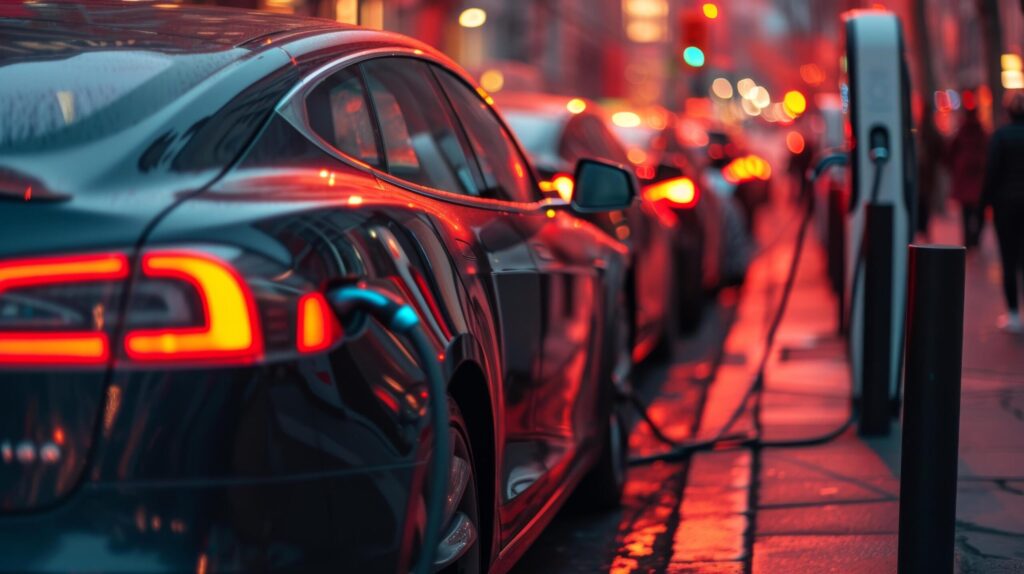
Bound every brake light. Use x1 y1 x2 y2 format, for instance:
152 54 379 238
297 292 341 353
540 174 575 202
0 253 128 365
124 251 262 364
723 154 772 184
644 176 700 208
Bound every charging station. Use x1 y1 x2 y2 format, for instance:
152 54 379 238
841 10 916 424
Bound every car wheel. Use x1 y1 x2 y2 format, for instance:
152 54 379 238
435 400 481 574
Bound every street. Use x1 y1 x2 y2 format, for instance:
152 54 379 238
516 194 1024 573
1 1 1023 572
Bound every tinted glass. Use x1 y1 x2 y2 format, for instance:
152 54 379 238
362 58 479 195
306 66 381 166
434 69 538 203
0 48 243 151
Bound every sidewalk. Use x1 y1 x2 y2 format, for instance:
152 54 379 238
669 200 1024 573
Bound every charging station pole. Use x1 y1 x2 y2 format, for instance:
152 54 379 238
841 10 915 433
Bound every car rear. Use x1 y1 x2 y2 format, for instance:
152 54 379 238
0 8 360 571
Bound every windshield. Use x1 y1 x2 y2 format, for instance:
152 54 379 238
0 49 243 151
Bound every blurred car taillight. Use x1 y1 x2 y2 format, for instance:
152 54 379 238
539 173 574 202
643 176 700 209
722 154 772 184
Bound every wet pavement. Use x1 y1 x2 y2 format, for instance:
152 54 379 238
512 194 1024 573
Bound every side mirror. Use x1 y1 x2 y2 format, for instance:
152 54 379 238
570 158 637 213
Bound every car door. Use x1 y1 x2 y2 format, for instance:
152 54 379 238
431 67 609 538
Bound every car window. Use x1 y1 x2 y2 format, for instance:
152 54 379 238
361 58 480 196
306 66 381 167
433 68 538 203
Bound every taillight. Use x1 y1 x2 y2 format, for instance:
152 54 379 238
0 253 129 365
643 176 700 209
0 247 347 368
296 292 342 354
540 173 575 202
723 154 772 184
124 251 262 364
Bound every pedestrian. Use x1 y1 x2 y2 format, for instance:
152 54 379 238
948 96 988 249
917 108 946 241
982 91 1024 332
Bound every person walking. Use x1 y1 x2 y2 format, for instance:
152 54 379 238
949 101 988 249
982 92 1024 332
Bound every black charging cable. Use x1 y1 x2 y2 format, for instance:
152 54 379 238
330 284 449 574
627 146 890 464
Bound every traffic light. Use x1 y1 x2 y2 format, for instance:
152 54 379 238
680 12 708 68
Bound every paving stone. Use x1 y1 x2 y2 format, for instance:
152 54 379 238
752 534 897 574
756 501 899 535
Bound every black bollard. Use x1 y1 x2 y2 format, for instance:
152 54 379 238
897 244 965 574
860 204 893 436
827 185 846 334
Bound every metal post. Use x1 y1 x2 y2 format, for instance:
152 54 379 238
897 244 965 574
827 185 846 334
860 204 893 436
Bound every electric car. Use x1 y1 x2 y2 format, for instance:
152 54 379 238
0 4 638 573
497 93 681 355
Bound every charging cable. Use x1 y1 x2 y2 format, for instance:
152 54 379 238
329 284 449 574
628 145 889 464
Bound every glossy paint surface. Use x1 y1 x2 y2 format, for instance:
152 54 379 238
0 4 632 572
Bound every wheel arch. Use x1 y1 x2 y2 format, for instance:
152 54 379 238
447 358 498 570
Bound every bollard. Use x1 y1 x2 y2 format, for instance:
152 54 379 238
897 244 965 574
859 204 893 436
827 185 846 334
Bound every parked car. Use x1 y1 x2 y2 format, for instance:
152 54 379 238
604 106 752 327
0 5 638 573
498 93 680 352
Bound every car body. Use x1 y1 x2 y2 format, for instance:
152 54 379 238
0 4 636 572
497 93 679 356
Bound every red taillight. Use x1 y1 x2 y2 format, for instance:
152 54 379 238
124 251 262 364
296 292 341 354
540 174 575 202
723 155 772 184
644 176 700 209
0 253 128 366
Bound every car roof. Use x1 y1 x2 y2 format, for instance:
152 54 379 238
0 1 346 57
496 92 607 122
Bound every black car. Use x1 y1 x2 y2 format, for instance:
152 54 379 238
0 4 638 573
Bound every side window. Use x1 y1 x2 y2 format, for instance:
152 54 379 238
361 58 480 196
433 68 539 203
306 66 381 166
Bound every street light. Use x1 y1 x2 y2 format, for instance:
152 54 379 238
458 7 487 28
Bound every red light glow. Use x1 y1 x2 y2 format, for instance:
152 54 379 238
0 253 128 366
786 131 806 154
124 251 263 364
552 174 575 202
644 177 700 208
297 292 341 353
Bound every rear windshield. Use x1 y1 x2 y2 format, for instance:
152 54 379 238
502 111 563 167
0 49 243 151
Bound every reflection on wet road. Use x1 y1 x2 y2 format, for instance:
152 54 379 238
511 301 735 574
